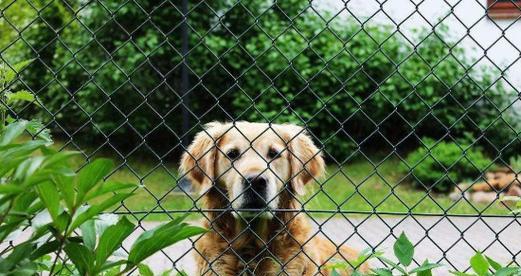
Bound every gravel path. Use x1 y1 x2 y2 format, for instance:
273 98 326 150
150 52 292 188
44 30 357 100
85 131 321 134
135 216 521 275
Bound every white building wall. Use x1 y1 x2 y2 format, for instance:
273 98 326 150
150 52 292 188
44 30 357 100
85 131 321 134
318 0 521 97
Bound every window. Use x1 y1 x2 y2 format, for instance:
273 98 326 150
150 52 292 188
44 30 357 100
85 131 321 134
487 0 521 19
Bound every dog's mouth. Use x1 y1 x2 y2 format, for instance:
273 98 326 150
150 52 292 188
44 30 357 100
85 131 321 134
229 188 272 219
241 188 267 208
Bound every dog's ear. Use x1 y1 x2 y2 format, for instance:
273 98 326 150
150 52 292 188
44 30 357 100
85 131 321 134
284 125 325 195
180 122 226 194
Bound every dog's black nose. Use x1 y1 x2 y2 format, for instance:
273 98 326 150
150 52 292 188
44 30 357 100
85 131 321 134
242 176 267 209
246 176 267 190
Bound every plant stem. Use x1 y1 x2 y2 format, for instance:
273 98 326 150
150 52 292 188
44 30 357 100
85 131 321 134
0 200 14 227
49 239 64 275
115 264 135 276
0 63 5 132
50 201 81 275
49 217 73 275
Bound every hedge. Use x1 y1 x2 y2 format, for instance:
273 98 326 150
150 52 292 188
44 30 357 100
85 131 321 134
6 0 519 160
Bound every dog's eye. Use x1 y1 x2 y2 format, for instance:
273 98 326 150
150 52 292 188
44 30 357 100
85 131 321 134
267 148 281 160
226 149 240 160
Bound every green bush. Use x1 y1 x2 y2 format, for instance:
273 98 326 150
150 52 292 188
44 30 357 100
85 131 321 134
228 18 519 161
9 0 518 160
403 138 493 192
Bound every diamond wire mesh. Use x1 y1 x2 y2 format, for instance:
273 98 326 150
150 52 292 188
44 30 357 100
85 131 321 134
1 0 521 274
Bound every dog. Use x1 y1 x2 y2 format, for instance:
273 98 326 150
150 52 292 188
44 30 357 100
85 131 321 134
180 121 367 275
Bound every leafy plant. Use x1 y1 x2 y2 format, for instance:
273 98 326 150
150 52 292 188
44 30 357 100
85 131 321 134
0 59 36 130
0 121 206 275
450 252 521 276
403 138 493 192
327 248 381 275
328 232 441 275
329 232 521 276
370 232 442 276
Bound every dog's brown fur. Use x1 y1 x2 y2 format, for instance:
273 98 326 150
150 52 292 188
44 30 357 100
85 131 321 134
180 122 367 275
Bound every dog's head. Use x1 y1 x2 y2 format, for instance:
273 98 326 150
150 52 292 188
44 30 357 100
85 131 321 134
180 121 324 217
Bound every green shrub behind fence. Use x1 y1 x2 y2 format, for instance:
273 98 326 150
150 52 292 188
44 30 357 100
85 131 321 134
4 0 518 160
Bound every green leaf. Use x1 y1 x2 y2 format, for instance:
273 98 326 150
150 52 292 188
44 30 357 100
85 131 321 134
75 158 114 205
85 182 136 201
41 150 78 168
138 264 154 276
409 260 443 274
63 243 95 276
95 216 134 270
99 260 127 274
371 268 393 276
394 232 414 267
377 256 408 275
12 191 39 214
450 271 475 276
25 120 52 144
0 184 25 194
0 242 34 272
30 240 61 260
14 156 44 181
417 268 433 276
353 248 382 268
325 259 350 271
52 174 75 211
485 256 502 271
36 181 61 222
80 220 97 250
161 269 174 276
54 212 72 233
68 193 132 234
3 59 33 83
6 90 35 104
0 120 28 146
103 265 124 276
131 215 186 246
127 219 206 265
13 262 38 276
0 141 47 177
495 267 521 276
470 252 489 276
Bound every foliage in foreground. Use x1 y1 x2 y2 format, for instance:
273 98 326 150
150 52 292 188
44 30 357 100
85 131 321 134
0 121 206 275
403 138 493 192
330 232 520 276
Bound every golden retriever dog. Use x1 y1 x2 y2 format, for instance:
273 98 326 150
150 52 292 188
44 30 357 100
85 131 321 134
180 121 367 275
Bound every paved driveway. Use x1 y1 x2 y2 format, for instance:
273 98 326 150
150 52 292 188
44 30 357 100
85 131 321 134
135 216 521 275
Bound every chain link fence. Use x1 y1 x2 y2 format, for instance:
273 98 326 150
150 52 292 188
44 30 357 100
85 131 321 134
1 0 521 274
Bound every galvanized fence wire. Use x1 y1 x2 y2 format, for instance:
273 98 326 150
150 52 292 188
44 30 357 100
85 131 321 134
2 0 521 274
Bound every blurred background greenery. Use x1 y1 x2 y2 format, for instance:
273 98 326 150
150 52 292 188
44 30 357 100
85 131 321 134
2 0 520 219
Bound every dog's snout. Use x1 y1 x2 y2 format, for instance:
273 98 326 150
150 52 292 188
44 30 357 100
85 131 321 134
245 176 267 190
241 175 268 209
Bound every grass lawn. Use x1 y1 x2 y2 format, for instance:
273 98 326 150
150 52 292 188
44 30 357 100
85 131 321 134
302 159 507 215
53 141 508 221
81 156 508 221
